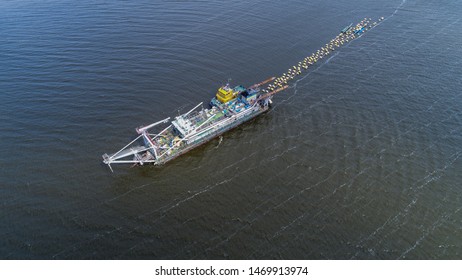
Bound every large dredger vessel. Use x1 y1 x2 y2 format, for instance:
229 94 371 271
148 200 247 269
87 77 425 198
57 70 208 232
102 79 286 171
102 17 382 171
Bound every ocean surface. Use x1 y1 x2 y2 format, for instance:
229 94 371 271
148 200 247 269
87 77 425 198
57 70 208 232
1 0 461 259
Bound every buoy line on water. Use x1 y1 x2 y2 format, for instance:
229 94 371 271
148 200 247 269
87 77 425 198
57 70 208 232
262 16 385 93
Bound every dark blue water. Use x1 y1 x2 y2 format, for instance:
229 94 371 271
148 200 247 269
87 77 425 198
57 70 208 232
1 0 461 259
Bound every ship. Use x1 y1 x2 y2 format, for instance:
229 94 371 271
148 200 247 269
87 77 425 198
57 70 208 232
102 17 381 171
102 78 287 171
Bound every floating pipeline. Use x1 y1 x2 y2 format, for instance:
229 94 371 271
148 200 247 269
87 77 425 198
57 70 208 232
263 16 385 93
102 16 384 171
